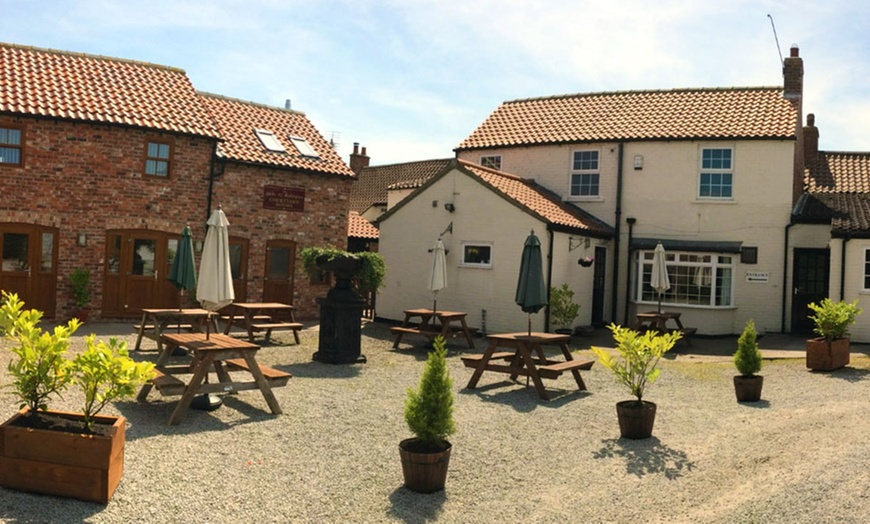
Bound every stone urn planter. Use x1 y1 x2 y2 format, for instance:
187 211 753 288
312 253 367 364
806 337 850 371
0 408 126 503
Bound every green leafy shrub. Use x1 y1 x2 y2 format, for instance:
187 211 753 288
68 268 91 308
734 320 762 377
549 283 580 330
808 299 862 340
591 323 681 404
404 335 455 452
1 291 155 432
300 246 386 294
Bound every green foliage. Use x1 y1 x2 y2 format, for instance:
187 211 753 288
2 291 80 412
68 268 91 308
71 335 155 431
733 320 762 377
549 284 580 329
808 298 862 340
591 323 681 403
300 246 386 294
1 291 155 432
404 336 456 451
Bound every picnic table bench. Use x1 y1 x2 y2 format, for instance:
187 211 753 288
390 308 476 349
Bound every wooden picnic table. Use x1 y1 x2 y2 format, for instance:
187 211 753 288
633 311 697 343
133 308 218 351
391 308 476 349
462 332 593 400
222 302 303 343
136 332 291 425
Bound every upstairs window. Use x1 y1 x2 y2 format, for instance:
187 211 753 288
289 135 319 158
145 142 170 177
480 155 501 170
699 148 733 198
255 129 286 152
0 127 22 166
570 150 599 197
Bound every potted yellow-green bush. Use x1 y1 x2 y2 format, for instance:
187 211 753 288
399 335 456 493
0 291 155 503
733 320 763 402
806 298 861 371
592 324 680 439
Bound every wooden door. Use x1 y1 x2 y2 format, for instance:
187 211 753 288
591 246 606 326
263 240 296 304
229 237 249 302
0 224 58 316
124 234 160 314
792 248 829 333
103 230 181 317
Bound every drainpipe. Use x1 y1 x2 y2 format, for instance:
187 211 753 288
624 217 636 324
781 222 794 333
611 143 625 323
839 236 851 300
205 143 224 222
545 227 555 332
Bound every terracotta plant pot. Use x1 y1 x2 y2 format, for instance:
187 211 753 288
616 400 656 439
733 375 764 402
806 337 850 371
0 408 125 503
398 438 452 493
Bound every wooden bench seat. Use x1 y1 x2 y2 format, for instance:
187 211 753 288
134 323 194 332
150 369 187 396
250 322 304 331
537 359 594 379
391 326 440 338
224 358 292 387
460 352 516 368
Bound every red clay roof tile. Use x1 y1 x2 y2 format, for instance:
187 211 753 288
350 158 452 212
348 211 379 239
457 87 797 150
0 42 220 138
805 151 870 193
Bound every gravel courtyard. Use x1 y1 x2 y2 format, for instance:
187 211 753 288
1 321 869 523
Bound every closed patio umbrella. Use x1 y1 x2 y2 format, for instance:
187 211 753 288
515 230 548 336
196 207 235 322
167 225 196 311
651 242 670 313
428 238 447 313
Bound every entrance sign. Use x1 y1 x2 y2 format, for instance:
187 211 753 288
263 186 305 212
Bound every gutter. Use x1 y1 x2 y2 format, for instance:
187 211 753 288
205 146 225 222
624 216 636 324
611 143 624 323
781 221 794 333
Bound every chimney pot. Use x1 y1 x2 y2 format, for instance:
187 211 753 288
361 147 367 156
353 142 359 155
790 45 799 57
803 113 819 166
284 99 292 110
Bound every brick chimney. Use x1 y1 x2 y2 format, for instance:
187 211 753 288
803 113 819 165
783 45 803 100
349 142 370 174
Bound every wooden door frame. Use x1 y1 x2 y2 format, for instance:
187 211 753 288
0 223 58 317
791 247 830 333
263 239 297 304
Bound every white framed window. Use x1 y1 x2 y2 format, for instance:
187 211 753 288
864 249 870 290
254 129 286 152
480 155 501 170
460 242 493 268
699 148 733 199
637 250 733 307
145 141 171 177
570 150 599 197
0 127 22 166
290 135 319 158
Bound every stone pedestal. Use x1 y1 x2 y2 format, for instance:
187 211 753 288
312 255 367 364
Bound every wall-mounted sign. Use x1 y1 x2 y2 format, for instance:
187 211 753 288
745 271 769 283
263 185 305 212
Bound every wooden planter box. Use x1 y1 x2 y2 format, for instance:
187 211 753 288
806 337 850 371
0 408 125 503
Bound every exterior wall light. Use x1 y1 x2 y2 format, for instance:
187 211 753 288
77 233 87 247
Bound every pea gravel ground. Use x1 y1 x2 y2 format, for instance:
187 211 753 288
1 321 869 523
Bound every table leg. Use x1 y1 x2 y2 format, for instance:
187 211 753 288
134 312 149 351
558 342 587 391
459 317 475 349
223 310 235 335
245 311 256 342
289 311 301 344
168 353 215 425
242 352 283 415
466 339 499 389
137 339 180 402
516 342 549 401
393 313 413 348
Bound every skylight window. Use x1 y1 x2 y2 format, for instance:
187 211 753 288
254 129 286 153
289 135 320 159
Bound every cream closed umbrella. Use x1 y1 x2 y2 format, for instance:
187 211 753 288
651 242 670 313
428 239 447 313
196 208 235 335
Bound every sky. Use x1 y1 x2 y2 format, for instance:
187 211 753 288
4 0 870 166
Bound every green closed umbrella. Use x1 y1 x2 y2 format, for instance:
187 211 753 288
515 230 547 336
167 225 197 310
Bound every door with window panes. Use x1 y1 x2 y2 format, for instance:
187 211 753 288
263 240 296 304
229 237 249 302
0 224 57 316
103 230 181 316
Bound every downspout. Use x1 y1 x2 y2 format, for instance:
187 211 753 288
611 143 624 323
624 217 636 324
839 236 851 300
545 228 555 332
781 222 794 333
205 144 221 222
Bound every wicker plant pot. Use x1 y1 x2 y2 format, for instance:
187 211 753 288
733 375 764 402
806 337 850 371
398 438 452 493
616 400 656 440
0 408 125 503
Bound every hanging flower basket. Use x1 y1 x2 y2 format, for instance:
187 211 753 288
578 257 594 268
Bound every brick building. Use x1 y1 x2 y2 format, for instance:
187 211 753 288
0 43 354 320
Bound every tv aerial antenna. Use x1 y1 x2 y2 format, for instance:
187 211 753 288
767 14 784 66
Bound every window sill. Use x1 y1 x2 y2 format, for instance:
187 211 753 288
634 300 737 311
692 199 736 204
566 196 604 203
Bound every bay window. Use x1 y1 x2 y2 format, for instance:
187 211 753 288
638 251 733 307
